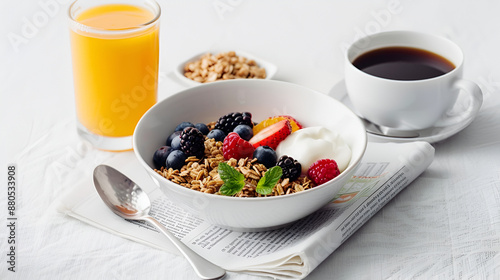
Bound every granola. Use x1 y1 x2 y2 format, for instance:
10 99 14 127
183 51 267 83
155 138 315 197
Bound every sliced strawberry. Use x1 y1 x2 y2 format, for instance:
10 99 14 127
249 119 292 150
223 132 255 160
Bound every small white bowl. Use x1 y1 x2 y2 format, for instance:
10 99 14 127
133 80 367 231
174 50 278 87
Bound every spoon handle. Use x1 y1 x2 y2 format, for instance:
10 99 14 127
142 215 226 280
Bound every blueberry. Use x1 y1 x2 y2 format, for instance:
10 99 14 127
207 129 226 142
170 135 182 150
166 150 187 170
175 122 195 132
166 131 181 146
233 124 253 141
194 123 210 135
153 146 173 169
253 146 277 168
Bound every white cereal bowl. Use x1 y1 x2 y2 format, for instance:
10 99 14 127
133 80 367 231
174 50 278 87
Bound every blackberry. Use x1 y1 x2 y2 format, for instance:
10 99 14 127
277 155 301 181
214 112 253 134
180 127 205 158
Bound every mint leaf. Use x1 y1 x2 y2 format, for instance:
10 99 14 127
218 162 243 182
218 162 245 196
256 166 282 195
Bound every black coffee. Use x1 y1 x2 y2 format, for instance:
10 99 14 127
352 46 455 81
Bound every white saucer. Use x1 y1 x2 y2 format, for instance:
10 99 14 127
328 79 480 144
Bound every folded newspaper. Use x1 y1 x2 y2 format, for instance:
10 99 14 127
59 141 434 279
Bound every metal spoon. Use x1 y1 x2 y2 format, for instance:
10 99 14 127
93 164 226 280
359 117 421 138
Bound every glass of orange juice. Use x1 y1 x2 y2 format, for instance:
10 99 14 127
68 0 160 151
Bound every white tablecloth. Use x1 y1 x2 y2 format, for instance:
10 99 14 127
2 1 500 279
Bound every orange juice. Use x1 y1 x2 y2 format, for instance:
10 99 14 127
70 3 159 138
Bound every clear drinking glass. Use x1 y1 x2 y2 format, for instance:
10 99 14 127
69 0 160 151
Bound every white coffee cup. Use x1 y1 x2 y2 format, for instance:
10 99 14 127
345 30 483 131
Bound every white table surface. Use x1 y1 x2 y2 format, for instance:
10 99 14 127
2 1 500 279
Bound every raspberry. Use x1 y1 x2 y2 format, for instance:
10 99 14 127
276 155 301 181
307 159 340 185
180 127 205 158
214 112 253 134
223 132 255 160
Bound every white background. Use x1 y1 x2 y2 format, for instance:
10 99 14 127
1 0 500 279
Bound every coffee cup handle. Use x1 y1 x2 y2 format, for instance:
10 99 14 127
434 79 483 128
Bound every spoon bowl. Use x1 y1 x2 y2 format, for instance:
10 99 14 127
360 117 420 138
93 164 226 280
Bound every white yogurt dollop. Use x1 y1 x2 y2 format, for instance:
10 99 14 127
276 126 352 174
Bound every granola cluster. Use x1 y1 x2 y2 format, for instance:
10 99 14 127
183 51 267 83
155 138 315 197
